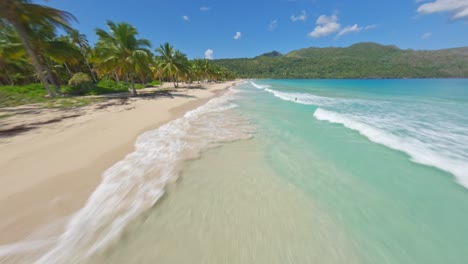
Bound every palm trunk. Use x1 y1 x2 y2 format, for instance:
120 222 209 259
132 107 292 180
158 72 163 86
63 62 72 76
130 74 137 96
125 73 130 91
11 20 55 97
43 60 60 95
78 44 98 83
115 71 120 83
84 58 97 83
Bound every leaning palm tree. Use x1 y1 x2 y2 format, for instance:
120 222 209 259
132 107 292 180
95 21 152 96
0 0 76 97
0 25 33 85
68 29 97 82
27 24 81 93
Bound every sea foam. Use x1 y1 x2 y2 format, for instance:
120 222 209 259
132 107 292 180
25 88 253 264
250 82 271 89
314 108 468 188
259 84 468 189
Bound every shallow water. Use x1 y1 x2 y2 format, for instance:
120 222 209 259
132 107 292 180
93 79 468 264
7 80 468 264
89 140 359 264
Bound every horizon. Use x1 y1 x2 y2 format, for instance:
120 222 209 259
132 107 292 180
36 0 468 59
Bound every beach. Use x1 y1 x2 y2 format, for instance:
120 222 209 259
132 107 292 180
0 81 237 254
1 79 468 264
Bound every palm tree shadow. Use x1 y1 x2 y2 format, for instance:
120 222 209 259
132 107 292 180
128 91 197 100
183 84 206 90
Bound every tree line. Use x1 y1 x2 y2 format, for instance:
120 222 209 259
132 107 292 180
0 0 235 97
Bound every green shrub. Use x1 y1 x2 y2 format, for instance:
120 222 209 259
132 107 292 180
64 72 95 95
68 72 93 86
0 83 48 107
97 79 126 89
92 79 128 95
148 80 161 86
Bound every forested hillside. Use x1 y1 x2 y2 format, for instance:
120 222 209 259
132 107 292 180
213 42 468 78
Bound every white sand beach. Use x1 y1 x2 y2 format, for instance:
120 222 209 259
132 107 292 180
0 81 237 247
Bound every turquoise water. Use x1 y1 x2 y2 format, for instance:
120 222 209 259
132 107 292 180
243 79 468 263
28 80 468 264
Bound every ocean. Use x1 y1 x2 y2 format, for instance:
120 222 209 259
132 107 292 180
13 79 468 263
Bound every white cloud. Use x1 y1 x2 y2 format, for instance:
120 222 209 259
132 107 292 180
233 32 242 40
337 24 361 36
422 32 433 39
309 14 376 38
337 24 376 37
205 49 214 60
291 10 307 22
268 20 278 31
182 15 189 21
309 14 341 38
200 6 212 11
417 0 468 20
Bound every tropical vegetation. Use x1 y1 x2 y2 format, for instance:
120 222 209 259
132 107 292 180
213 42 468 78
0 0 234 107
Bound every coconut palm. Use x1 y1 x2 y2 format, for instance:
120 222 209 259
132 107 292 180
26 24 83 93
191 59 211 83
155 43 189 88
68 29 97 82
0 24 31 85
0 0 76 97
95 21 152 96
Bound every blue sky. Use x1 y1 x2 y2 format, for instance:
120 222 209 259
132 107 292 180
39 0 468 59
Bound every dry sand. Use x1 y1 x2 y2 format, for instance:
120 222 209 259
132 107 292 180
0 81 238 246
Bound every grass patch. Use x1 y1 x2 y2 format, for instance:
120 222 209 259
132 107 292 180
0 84 102 108
0 83 49 107
0 114 15 119
148 80 161 86
0 80 163 108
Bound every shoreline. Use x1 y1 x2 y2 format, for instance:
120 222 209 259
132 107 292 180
0 81 238 249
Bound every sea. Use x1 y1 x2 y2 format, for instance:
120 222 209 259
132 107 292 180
2 79 468 264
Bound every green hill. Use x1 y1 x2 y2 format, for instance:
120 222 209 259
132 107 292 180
212 42 468 78
256 51 283 58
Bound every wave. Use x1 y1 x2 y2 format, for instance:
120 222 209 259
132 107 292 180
263 88 374 107
314 108 468 188
257 86 468 189
250 82 271 89
24 88 254 264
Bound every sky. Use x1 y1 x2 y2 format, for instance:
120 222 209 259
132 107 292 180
38 0 468 59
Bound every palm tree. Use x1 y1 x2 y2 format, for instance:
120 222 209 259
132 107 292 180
27 24 82 93
191 59 211 83
155 43 188 88
0 24 33 85
68 29 97 82
95 21 152 96
0 0 76 97
151 56 164 85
